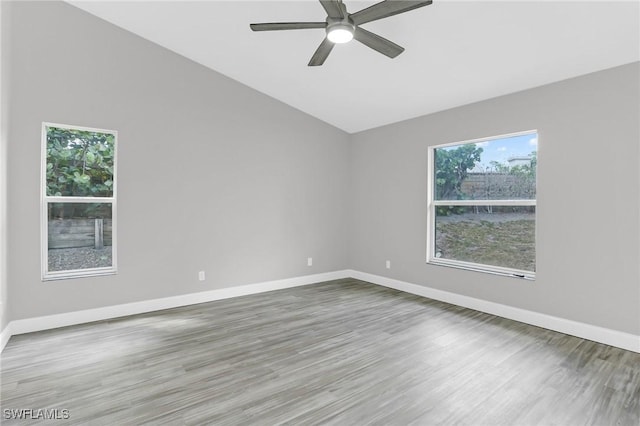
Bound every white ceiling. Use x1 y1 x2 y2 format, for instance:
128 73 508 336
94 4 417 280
68 1 640 133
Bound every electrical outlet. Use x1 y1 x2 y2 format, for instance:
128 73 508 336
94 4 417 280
386 260 391 269
198 271 206 281
307 257 313 266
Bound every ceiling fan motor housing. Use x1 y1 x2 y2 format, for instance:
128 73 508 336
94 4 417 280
326 16 355 43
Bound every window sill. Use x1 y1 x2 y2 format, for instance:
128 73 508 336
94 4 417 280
427 258 535 280
42 268 117 282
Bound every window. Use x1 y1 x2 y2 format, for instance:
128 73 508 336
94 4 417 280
41 123 117 280
427 131 537 278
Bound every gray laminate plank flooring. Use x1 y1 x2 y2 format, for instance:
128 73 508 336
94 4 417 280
1 278 639 425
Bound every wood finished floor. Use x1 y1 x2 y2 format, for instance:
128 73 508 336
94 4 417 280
1 278 639 425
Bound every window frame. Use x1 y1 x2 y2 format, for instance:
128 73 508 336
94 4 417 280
40 122 118 281
426 130 537 280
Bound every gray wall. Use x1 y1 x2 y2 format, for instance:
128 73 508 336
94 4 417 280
6 1 349 320
0 2 10 332
350 62 640 335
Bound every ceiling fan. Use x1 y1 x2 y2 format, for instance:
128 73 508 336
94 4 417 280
250 0 433 66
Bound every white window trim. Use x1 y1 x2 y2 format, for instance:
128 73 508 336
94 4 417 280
41 122 118 281
426 130 537 280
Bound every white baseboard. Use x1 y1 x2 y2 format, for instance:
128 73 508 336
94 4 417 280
3 269 638 354
2 270 350 351
348 270 640 353
0 321 11 353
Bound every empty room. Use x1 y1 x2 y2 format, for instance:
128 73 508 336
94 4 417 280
1 0 639 424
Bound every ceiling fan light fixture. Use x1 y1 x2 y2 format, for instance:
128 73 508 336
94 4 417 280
250 0 434 65
327 22 354 43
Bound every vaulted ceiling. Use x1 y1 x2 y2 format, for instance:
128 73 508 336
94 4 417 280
68 1 640 133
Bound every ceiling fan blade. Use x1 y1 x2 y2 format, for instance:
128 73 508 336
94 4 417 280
319 0 345 19
250 22 327 31
351 0 432 26
354 27 404 58
308 38 335 66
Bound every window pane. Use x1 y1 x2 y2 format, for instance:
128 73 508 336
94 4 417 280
46 126 115 197
435 133 537 201
434 206 535 272
48 203 113 272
